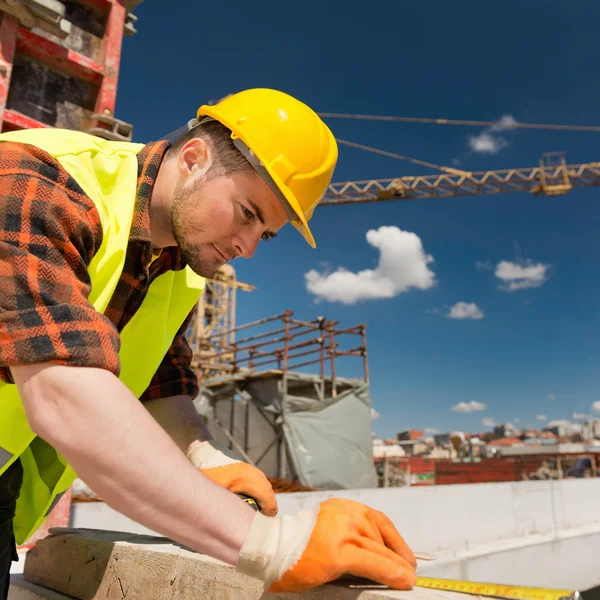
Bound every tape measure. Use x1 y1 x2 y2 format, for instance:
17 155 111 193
415 577 579 600
237 494 260 511
346 576 581 600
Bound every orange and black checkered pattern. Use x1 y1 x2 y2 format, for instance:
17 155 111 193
0 138 198 401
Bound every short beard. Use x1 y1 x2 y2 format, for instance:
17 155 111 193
171 178 220 278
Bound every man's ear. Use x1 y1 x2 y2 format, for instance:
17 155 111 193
177 137 212 179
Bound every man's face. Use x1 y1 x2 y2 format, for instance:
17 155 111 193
171 170 289 277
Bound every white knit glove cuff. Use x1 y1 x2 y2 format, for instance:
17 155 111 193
186 440 239 470
236 508 319 589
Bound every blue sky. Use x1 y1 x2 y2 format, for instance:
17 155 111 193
117 1 600 438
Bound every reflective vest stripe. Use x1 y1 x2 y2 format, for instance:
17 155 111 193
0 446 13 469
45 491 65 517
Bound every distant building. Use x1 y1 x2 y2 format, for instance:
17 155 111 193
494 423 519 438
397 429 424 441
544 424 570 438
487 436 523 448
491 442 600 458
426 446 453 459
433 433 451 446
395 440 429 456
372 439 406 458
582 420 600 441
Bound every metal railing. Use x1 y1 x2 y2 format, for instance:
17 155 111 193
192 309 368 385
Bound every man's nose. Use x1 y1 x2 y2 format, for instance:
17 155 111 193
233 231 261 259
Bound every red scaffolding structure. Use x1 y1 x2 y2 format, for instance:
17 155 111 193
0 0 141 139
193 309 369 391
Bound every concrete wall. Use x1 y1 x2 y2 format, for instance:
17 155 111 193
417 531 600 590
66 478 600 590
275 478 600 555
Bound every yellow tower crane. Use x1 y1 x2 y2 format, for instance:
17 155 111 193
322 151 599 205
317 113 600 205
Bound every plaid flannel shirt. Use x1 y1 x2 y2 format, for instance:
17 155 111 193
0 138 199 401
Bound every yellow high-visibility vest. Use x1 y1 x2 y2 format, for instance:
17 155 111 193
0 129 204 543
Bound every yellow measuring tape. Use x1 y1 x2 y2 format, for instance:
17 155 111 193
416 577 578 600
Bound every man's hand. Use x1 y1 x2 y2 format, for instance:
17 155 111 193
237 498 417 592
187 440 278 517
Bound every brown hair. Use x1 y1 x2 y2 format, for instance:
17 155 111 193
165 119 254 179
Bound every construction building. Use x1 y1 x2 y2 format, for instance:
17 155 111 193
0 0 141 139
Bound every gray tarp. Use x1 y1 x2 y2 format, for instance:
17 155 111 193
282 382 377 489
198 373 377 491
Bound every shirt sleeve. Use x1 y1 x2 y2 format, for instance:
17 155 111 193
0 141 122 382
139 309 199 401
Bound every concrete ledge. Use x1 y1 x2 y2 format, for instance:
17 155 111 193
15 528 476 600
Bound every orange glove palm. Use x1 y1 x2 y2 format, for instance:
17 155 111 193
186 440 277 516
237 498 416 593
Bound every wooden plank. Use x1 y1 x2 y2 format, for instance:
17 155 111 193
21 528 476 600
24 528 263 600
9 575 73 599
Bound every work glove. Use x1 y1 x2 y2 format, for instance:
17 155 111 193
236 498 417 593
186 440 278 516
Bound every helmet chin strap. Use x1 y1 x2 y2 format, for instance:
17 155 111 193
159 118 201 143
231 137 298 223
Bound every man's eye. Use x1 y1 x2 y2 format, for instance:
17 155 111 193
242 206 254 220
261 232 273 242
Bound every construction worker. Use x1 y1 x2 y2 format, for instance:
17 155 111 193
0 88 417 596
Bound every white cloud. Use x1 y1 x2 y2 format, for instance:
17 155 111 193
469 132 509 154
448 302 484 320
452 401 486 413
482 417 496 428
572 413 589 421
305 226 436 304
495 259 549 291
593 402 600 415
476 260 493 271
424 427 440 434
536 415 547 421
547 394 556 400
371 408 381 420
468 115 517 155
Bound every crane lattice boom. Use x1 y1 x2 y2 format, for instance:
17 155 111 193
321 155 600 205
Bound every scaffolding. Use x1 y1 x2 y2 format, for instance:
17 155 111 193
192 309 369 388
187 265 255 378
193 311 375 487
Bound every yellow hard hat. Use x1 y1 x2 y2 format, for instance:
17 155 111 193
197 88 338 248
